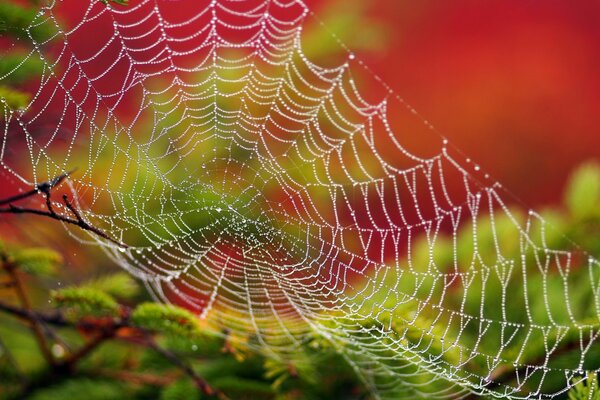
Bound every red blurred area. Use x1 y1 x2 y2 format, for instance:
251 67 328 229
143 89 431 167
337 0 600 206
3 0 599 210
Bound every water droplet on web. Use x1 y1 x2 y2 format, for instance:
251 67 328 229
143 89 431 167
52 344 65 358
3 3 592 396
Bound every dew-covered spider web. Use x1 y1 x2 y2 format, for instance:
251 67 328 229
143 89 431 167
1 0 600 398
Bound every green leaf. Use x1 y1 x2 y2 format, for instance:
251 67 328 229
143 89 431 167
51 287 120 317
131 303 202 339
565 161 600 219
11 247 61 276
568 373 600 400
80 272 140 300
265 358 301 390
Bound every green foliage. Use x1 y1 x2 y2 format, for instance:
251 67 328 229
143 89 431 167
301 0 387 60
566 162 600 220
131 303 203 339
51 287 120 317
212 376 274 397
26 379 125 400
99 0 130 6
0 239 62 276
569 374 600 400
159 378 200 400
0 0 54 120
343 159 600 398
10 247 61 277
0 2 44 41
80 272 140 301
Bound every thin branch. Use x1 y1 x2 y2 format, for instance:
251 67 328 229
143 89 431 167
61 194 127 248
91 368 179 386
3 262 55 366
0 280 16 289
144 336 228 399
0 297 113 370
0 299 68 326
0 277 66 349
56 327 119 373
0 300 226 399
0 169 73 207
0 171 128 249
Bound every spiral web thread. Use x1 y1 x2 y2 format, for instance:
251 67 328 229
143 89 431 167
1 0 600 398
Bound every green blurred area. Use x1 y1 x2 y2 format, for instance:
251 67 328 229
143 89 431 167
0 161 598 399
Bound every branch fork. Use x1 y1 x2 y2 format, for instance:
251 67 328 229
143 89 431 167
0 170 127 249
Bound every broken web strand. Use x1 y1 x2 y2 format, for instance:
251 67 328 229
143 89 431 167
0 0 599 398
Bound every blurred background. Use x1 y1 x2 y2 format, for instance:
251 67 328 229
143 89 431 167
1 0 599 398
2 0 599 245
305 0 600 206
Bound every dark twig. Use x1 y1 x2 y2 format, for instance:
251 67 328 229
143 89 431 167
91 368 179 386
0 171 128 249
0 299 226 399
0 299 68 326
0 169 73 207
61 194 127 248
144 336 228 399
56 327 119 373
0 280 16 289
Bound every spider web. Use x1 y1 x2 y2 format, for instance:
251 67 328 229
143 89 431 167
1 0 600 398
